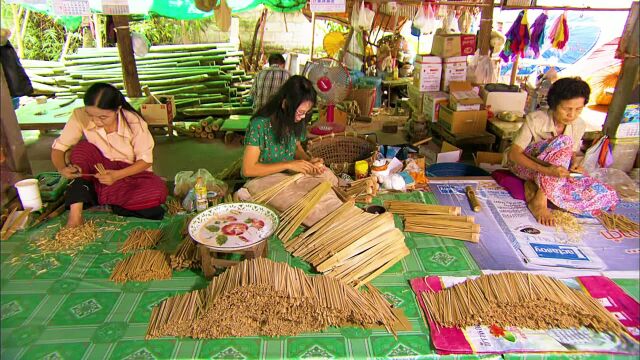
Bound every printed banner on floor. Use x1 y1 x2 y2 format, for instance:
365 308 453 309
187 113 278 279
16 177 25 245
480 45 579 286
410 275 640 355
429 180 640 274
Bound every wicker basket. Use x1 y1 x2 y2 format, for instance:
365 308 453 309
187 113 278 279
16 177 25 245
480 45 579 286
307 132 378 175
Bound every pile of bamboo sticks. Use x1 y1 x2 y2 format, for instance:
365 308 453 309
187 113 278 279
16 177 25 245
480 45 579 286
596 211 639 233
276 181 332 242
119 228 164 253
284 200 409 287
337 176 379 204
109 250 172 283
170 236 200 271
35 220 100 253
419 273 628 335
146 258 399 339
386 200 480 243
251 173 304 204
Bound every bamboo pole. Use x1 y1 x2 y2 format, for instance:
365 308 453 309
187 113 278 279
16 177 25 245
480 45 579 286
510 54 520 86
113 15 142 97
310 12 316 60
93 14 103 48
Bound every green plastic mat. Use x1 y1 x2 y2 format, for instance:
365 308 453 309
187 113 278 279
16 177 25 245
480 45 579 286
1 192 637 360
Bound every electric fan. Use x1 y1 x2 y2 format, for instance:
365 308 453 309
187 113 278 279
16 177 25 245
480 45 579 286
304 58 352 135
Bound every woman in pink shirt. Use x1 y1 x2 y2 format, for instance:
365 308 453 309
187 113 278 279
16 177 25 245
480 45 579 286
51 83 168 227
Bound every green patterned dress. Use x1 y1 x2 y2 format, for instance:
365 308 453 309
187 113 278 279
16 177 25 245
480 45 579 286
244 116 305 164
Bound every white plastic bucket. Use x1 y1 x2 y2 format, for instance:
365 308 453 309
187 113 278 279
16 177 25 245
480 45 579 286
14 179 42 211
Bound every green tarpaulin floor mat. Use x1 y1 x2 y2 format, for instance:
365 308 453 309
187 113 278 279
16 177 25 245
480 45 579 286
1 193 637 360
219 115 251 132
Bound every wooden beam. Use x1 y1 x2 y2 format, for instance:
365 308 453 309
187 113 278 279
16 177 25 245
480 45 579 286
500 5 631 12
113 15 141 97
310 12 316 60
603 2 639 138
477 0 494 56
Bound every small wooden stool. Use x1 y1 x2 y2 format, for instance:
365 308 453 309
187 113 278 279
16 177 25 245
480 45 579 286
198 240 268 278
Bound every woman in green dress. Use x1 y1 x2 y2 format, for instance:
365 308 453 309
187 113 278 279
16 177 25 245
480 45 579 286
242 75 324 177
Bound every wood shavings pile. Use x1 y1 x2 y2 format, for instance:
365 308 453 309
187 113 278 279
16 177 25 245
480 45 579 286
421 273 627 335
552 210 584 244
146 258 399 339
35 220 100 253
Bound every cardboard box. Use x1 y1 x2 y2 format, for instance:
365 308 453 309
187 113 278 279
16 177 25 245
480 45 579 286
449 81 483 111
431 34 476 58
438 105 488 134
140 95 176 125
421 141 462 165
422 91 449 123
474 151 505 172
441 56 468 91
413 55 442 92
480 87 527 114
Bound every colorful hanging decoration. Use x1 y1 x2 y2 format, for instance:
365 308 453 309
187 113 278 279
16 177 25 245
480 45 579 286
528 12 548 58
549 11 570 50
499 10 530 62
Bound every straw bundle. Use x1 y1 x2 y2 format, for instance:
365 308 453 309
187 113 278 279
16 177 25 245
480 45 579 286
420 273 628 335
170 236 200 270
341 176 379 204
552 210 584 243
146 258 399 339
386 200 480 243
596 211 639 233
284 200 409 287
35 220 100 253
119 228 163 253
109 250 172 283
276 181 332 242
251 173 304 204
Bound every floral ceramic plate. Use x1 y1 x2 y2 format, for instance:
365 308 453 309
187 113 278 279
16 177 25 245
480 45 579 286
188 203 279 251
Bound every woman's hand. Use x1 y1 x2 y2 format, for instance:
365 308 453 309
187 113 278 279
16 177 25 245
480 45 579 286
544 165 570 178
569 163 585 175
287 160 318 174
95 170 120 185
59 165 81 180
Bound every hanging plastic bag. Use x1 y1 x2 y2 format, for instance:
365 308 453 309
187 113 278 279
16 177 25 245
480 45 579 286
350 1 361 29
583 136 614 174
468 54 495 85
424 4 437 35
442 9 460 34
174 169 228 199
131 32 150 57
413 4 428 33
357 1 375 31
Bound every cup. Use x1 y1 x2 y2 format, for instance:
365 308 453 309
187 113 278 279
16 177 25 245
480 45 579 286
14 179 42 211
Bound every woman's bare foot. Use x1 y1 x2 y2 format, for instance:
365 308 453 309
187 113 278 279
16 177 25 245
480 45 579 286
66 203 84 227
524 181 555 226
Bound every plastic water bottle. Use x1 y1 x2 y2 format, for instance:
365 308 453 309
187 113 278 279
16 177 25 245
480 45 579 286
194 177 208 212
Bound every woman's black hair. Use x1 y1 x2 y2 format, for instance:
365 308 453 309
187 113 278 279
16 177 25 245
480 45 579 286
546 77 591 110
83 82 144 120
252 75 317 144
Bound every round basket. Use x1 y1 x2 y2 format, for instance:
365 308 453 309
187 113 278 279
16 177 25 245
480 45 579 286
307 132 378 175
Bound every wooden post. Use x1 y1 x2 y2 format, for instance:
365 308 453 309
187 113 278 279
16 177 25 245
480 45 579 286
510 54 520 85
59 31 72 62
338 27 354 63
0 64 32 208
93 14 103 48
112 15 142 97
477 0 494 55
310 12 316 59
603 3 639 138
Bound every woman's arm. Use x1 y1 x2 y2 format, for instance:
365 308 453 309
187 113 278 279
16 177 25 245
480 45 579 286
51 149 81 179
242 145 316 177
509 144 569 178
295 142 311 161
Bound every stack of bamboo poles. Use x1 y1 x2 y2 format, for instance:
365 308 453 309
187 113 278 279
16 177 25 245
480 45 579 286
185 116 227 139
119 228 163 253
337 176 379 204
386 200 480 243
284 200 409 287
21 43 253 118
146 258 399 339
419 273 628 335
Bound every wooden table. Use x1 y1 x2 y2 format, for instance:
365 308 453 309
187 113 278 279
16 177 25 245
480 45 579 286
487 117 524 152
198 240 268 278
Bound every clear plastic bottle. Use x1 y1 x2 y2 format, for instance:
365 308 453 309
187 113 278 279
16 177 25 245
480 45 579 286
194 177 208 212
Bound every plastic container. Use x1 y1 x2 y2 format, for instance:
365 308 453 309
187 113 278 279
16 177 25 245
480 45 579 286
354 160 369 179
426 163 490 177
194 177 208 212
15 178 43 211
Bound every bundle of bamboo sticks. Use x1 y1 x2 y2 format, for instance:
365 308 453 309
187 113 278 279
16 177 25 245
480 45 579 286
146 258 399 339
251 173 304 204
119 228 164 253
596 211 639 233
284 200 409 287
109 250 172 283
170 236 200 271
186 116 226 139
386 200 480 243
420 273 628 335
276 181 332 242
338 176 379 204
